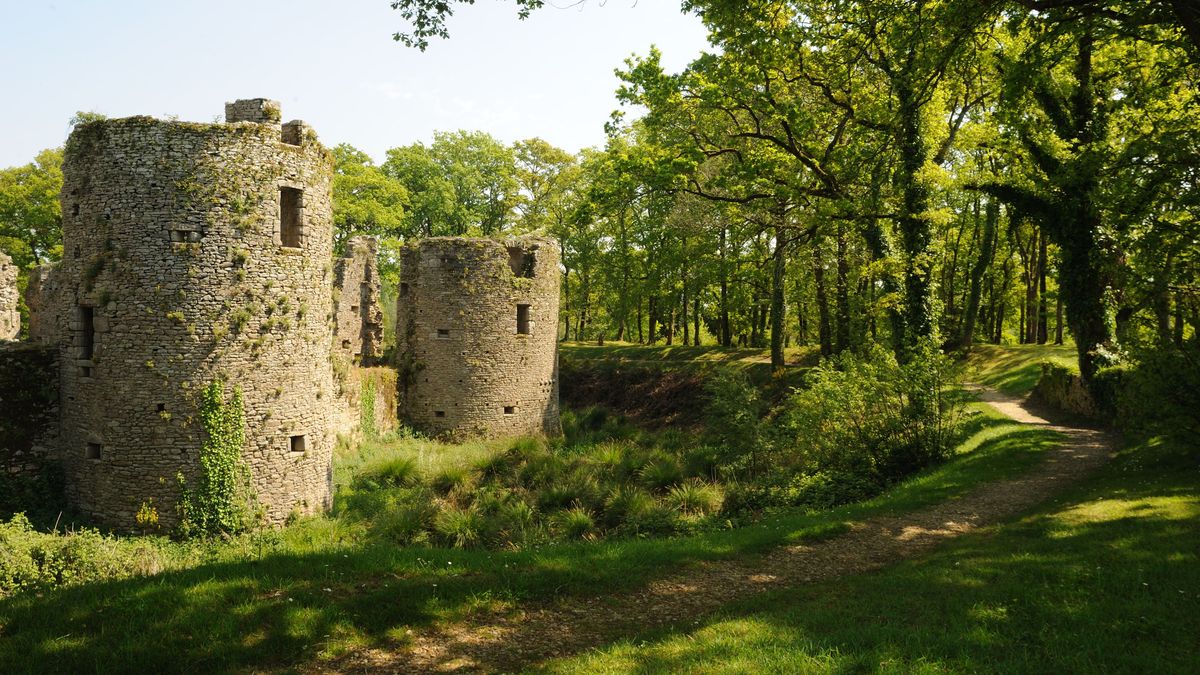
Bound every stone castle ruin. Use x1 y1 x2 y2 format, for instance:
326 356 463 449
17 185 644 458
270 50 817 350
0 99 561 530
333 236 385 361
0 252 19 340
397 237 561 439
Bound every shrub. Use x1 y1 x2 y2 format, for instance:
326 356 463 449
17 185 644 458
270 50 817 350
430 466 472 495
550 507 596 539
666 479 724 517
359 457 420 488
773 340 961 483
782 471 880 511
704 369 768 477
638 453 684 491
433 505 484 549
372 490 437 544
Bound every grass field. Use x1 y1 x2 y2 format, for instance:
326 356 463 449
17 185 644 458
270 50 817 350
0 401 1055 671
544 433 1200 673
965 342 1078 396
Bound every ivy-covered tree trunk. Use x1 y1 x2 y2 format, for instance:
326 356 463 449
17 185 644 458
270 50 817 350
959 196 998 348
895 80 937 354
770 224 786 371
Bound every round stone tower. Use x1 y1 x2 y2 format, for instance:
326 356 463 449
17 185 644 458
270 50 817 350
397 236 561 439
56 99 335 528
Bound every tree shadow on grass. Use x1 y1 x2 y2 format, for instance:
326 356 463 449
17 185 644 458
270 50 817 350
541 441 1200 674
0 411 1061 673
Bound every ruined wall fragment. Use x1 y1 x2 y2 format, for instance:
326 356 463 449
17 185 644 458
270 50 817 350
333 236 384 362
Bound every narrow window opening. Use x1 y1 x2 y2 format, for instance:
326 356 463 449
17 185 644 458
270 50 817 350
281 121 303 146
79 305 95 359
72 203 80 217
504 406 516 415
350 304 360 314
434 410 446 418
79 366 93 378
170 229 203 243
437 329 450 339
341 339 351 349
399 283 409 297
86 443 102 460
156 403 165 413
280 187 303 248
507 247 536 278
516 304 531 335
289 434 307 455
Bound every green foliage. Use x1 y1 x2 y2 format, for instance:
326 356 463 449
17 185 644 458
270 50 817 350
775 341 962 482
360 377 377 439
0 514 171 597
177 381 253 537
358 457 420 489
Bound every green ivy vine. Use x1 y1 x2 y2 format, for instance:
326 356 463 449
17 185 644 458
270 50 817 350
177 380 254 536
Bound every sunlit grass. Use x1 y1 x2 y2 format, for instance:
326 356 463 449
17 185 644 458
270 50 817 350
965 342 1078 396
543 434 1200 674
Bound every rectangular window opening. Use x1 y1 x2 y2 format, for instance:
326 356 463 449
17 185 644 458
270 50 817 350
79 366 93 378
341 339 351 349
516 304 531 335
434 410 446 418
350 304 360 314
504 406 516 415
280 187 303 248
437 329 450 339
399 282 409 297
79 305 95 359
86 443 102 460
289 434 307 455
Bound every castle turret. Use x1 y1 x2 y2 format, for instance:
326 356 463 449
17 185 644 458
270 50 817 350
397 236 561 439
56 99 335 528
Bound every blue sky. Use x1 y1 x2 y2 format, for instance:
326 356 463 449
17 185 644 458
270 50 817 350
0 0 710 167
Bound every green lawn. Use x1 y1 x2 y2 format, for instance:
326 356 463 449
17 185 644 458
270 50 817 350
543 435 1200 674
965 342 1078 396
0 401 1056 672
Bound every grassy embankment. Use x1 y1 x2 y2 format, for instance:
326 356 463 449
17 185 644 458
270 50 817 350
0 343 1067 671
543 343 1200 673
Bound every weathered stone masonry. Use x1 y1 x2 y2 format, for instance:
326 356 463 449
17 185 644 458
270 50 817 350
54 99 336 528
0 252 19 340
397 236 561 439
333 235 384 361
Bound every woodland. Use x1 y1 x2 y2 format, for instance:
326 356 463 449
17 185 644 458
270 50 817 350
0 1 1197 672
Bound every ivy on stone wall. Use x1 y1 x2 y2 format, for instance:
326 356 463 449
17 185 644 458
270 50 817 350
361 378 377 439
177 381 254 536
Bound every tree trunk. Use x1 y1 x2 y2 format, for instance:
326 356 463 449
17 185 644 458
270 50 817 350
834 221 850 353
813 243 833 357
959 196 998 348
895 79 936 353
648 296 658 345
771 225 787 371
1037 230 1049 344
719 227 732 347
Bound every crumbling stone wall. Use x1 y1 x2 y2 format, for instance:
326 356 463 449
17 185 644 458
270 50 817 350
333 236 384 362
397 236 560 439
54 100 335 528
0 343 58 478
0 252 19 340
24 262 62 344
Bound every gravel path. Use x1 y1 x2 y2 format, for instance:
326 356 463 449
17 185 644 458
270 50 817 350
343 388 1113 673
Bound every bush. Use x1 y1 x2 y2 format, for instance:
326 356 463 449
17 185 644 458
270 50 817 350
666 479 724 517
704 369 768 477
433 505 485 549
0 514 171 597
359 457 421 488
550 507 596 539
1116 349 1200 441
372 489 437 544
638 453 684 491
773 341 961 483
